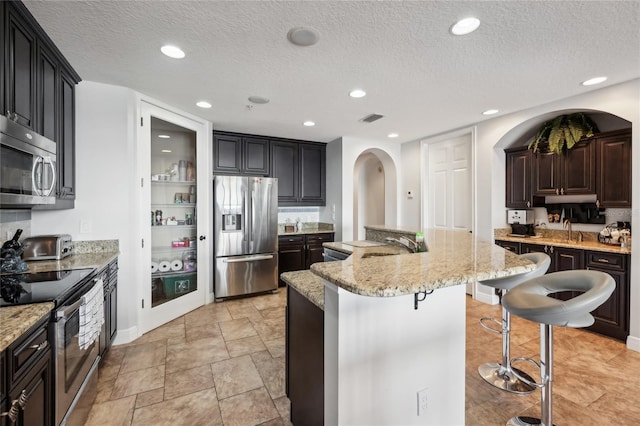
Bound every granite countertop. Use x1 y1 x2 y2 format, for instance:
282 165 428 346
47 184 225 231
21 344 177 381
311 229 535 297
0 303 53 351
24 251 119 273
496 235 631 255
281 270 325 310
323 241 407 256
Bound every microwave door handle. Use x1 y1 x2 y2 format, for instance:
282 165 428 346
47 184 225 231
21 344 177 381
32 156 43 196
42 156 56 196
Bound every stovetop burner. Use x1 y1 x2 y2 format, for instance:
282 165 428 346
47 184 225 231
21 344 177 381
0 268 95 307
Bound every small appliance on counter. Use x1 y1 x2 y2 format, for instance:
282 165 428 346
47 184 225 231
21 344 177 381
598 222 631 246
507 209 535 237
22 234 73 260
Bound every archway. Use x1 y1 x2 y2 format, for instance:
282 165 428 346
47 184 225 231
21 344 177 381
352 149 398 240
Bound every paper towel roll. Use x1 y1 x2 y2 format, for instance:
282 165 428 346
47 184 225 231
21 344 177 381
151 262 158 273
171 259 183 272
158 261 171 273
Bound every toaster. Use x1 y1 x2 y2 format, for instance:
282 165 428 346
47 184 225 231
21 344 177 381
22 234 73 260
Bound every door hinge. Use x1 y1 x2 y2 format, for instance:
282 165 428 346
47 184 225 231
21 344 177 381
142 299 144 308
140 117 143 126
141 177 144 187
141 238 144 248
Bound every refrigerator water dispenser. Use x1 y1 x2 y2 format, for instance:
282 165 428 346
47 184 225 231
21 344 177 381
222 214 242 231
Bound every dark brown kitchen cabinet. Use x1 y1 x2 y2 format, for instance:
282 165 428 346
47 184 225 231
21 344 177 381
286 285 324 425
552 246 584 301
277 235 306 287
4 315 52 426
271 141 326 206
305 233 333 268
585 251 629 341
595 130 632 208
0 350 5 403
4 1 37 129
532 141 594 196
99 259 118 359
212 132 270 176
278 233 334 286
271 141 299 204
494 240 519 253
6 0 81 210
505 146 533 209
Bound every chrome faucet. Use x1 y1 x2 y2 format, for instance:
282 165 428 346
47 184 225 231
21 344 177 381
385 236 418 253
563 219 572 241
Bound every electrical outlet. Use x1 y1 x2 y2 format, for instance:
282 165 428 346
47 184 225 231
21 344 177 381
80 220 92 234
417 388 428 416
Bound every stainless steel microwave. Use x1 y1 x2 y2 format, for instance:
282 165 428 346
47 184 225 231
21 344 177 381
1 115 57 207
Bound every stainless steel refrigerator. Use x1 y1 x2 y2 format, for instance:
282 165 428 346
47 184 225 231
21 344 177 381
214 175 278 300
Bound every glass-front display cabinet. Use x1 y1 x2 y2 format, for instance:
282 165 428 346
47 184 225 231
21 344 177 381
149 117 198 307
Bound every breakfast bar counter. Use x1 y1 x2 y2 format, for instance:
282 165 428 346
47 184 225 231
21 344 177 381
283 228 535 425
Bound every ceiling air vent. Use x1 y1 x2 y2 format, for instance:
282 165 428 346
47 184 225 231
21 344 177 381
360 113 384 123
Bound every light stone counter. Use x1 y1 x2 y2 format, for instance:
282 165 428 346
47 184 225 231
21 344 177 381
281 270 325 310
24 252 119 274
311 229 535 297
495 234 631 255
0 303 53 351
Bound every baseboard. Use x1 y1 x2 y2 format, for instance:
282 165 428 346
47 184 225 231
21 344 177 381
206 291 216 304
112 326 140 346
626 335 640 352
473 282 499 305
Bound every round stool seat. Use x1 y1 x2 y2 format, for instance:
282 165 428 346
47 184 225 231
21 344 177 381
480 252 551 290
502 270 615 328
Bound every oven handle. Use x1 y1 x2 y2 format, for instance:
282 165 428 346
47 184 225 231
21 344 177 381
56 278 98 319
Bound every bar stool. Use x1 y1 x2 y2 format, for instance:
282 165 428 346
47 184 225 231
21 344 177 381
502 270 615 426
478 252 551 394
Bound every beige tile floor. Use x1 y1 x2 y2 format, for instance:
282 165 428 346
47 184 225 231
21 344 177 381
87 291 640 425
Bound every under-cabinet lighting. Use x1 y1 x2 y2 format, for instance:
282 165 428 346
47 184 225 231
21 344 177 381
158 134 170 139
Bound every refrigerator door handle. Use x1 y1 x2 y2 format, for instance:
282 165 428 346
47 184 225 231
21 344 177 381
242 190 248 242
223 254 274 263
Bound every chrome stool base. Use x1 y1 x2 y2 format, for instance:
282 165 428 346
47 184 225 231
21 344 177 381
507 416 556 426
478 362 536 394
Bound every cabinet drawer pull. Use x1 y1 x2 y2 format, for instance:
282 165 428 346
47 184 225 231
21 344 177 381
16 390 28 409
28 341 48 352
2 399 20 422
597 258 610 263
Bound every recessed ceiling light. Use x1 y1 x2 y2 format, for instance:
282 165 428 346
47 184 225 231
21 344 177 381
196 101 212 108
582 76 608 86
287 27 319 46
387 133 399 138
450 17 480 35
161 149 172 153
248 96 270 104
349 89 367 98
160 45 185 59
303 121 316 127
158 134 170 139
482 109 499 116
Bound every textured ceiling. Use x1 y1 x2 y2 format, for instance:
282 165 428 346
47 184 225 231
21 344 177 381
24 1 640 144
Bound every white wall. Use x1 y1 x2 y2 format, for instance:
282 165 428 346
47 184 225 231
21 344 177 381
400 140 422 230
320 138 343 241
355 153 385 240
400 78 640 350
31 81 139 334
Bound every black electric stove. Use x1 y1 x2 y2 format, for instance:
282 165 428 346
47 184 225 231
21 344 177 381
0 268 95 307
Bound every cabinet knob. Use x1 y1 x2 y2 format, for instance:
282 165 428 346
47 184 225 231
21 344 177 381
560 187 565 195
555 188 559 195
199 235 206 241
526 201 531 208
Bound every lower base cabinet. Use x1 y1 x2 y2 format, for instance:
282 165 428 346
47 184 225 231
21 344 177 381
7 351 52 426
278 233 334 286
496 240 629 341
99 260 118 359
286 286 324 425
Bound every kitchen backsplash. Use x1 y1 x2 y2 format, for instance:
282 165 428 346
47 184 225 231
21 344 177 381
278 206 321 224
0 210 32 242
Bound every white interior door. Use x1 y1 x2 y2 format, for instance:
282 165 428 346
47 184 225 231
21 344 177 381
425 133 473 293
139 101 210 334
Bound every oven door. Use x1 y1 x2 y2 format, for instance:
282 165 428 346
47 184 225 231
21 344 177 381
0 116 56 206
54 293 100 426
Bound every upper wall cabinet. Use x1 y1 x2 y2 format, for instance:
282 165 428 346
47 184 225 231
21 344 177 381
533 140 595 196
506 128 631 209
213 132 270 176
505 146 533 209
5 1 81 210
596 129 632 208
271 140 326 206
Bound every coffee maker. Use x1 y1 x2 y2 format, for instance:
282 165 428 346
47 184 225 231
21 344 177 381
507 210 535 237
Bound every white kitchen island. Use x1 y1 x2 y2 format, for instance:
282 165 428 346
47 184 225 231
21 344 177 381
307 228 535 425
